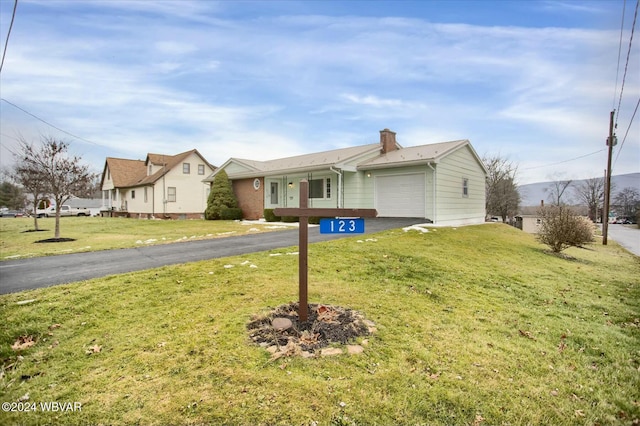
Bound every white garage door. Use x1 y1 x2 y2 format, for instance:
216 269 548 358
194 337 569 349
375 173 426 217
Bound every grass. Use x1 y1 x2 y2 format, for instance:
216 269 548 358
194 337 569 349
0 217 289 260
0 224 639 425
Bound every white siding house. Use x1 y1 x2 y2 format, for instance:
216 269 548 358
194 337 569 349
101 149 215 219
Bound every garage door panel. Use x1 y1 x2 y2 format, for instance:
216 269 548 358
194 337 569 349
375 174 425 217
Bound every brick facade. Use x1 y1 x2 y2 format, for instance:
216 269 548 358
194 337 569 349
233 178 264 220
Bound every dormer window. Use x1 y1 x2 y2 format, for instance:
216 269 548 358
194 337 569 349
148 165 152 175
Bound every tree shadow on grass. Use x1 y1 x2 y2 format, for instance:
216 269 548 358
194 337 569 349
35 238 76 243
534 247 595 265
21 229 49 233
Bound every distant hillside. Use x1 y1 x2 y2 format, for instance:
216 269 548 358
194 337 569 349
518 173 640 207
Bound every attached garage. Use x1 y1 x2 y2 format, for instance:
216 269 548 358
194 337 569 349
374 173 426 218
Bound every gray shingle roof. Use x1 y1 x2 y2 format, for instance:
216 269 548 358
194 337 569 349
357 140 470 170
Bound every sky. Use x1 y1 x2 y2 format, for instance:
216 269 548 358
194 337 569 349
0 0 638 185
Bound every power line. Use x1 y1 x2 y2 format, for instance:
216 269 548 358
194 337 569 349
1 98 102 146
613 95 640 167
521 149 606 171
615 0 639 129
613 0 627 110
0 0 19 74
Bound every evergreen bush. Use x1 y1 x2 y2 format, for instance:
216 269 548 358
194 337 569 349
205 170 239 220
220 207 243 220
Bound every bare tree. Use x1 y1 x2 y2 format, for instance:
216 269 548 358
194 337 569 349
13 140 50 230
483 154 520 222
545 175 573 206
613 187 640 220
18 137 94 239
573 177 605 222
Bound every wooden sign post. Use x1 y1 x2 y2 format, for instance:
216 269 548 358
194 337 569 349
274 179 377 322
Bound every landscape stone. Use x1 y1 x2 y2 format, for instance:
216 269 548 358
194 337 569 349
320 347 343 357
347 345 364 355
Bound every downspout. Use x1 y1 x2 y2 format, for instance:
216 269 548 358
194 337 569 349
427 162 437 224
329 166 342 208
162 155 167 216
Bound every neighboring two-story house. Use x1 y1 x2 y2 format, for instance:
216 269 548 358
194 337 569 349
100 149 215 219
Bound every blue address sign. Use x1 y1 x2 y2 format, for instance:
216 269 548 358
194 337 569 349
319 218 365 234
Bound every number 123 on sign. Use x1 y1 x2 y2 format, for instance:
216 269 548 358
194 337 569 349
319 218 365 234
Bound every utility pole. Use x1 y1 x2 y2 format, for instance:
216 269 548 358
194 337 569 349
602 110 616 245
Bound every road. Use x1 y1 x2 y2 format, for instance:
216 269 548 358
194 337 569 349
606 224 640 256
0 218 421 295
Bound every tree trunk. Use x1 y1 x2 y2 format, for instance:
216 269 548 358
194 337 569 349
54 209 61 238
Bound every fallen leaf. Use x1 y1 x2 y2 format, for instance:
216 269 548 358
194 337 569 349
472 414 485 426
49 324 61 330
519 330 536 340
85 344 101 354
11 335 36 351
575 409 585 417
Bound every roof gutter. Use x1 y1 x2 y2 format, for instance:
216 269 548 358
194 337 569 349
225 164 337 180
357 158 438 171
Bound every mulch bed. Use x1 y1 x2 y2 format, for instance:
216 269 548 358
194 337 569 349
247 302 375 358
35 238 76 243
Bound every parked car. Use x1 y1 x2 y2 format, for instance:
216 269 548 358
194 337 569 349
36 205 91 217
0 210 26 218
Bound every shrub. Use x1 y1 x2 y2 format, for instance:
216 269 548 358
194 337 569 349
309 216 322 225
536 205 595 253
205 170 239 220
263 209 281 222
281 216 299 223
220 207 243 220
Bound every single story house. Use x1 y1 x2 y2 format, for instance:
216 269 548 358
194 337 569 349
101 149 216 219
204 129 487 226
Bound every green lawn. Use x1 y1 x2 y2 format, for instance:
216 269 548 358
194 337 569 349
0 224 639 425
0 217 289 260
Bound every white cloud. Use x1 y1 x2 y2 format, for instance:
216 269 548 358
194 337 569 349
0 2 637 185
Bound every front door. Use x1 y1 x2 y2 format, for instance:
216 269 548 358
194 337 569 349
270 182 278 205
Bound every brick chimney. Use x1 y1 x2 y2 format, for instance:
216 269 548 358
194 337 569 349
380 128 397 154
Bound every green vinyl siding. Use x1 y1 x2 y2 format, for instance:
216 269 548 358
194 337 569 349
435 146 486 224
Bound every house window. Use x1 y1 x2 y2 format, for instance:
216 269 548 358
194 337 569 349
309 178 331 199
198 164 205 175
462 178 469 197
131 190 135 199
148 165 152 175
183 163 190 174
167 187 176 202
144 187 148 203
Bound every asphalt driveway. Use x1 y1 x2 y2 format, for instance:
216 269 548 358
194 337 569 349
0 218 421 295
